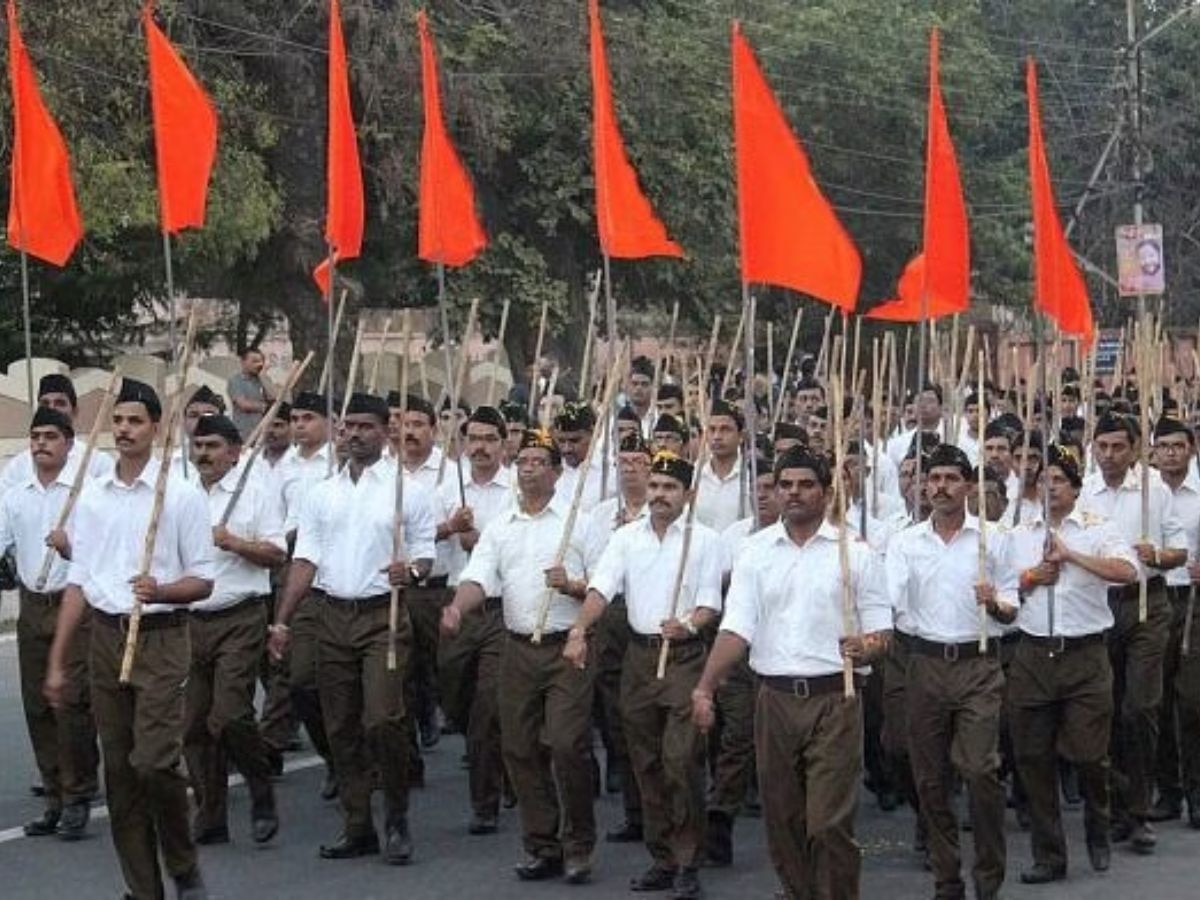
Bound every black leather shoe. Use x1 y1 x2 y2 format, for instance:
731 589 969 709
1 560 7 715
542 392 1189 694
605 762 623 795
251 811 279 844
564 858 593 884
1088 842 1111 872
1019 862 1065 884
1147 796 1182 822
878 788 899 812
1130 821 1156 854
320 765 338 801
192 824 229 845
173 868 209 900
704 811 732 867
1188 791 1200 829
671 867 702 899
419 714 440 750
57 802 90 841
30 783 46 797
630 864 677 892
319 831 379 859
266 749 285 778
514 855 563 881
468 814 498 835
383 820 413 865
23 809 60 837
1110 819 1132 843
605 820 643 843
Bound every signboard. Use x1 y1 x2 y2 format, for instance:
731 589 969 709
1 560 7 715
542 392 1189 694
1093 334 1121 375
1116 223 1165 296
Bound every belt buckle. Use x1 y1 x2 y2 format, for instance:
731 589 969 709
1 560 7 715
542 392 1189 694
1048 635 1066 657
791 678 810 698
942 642 960 662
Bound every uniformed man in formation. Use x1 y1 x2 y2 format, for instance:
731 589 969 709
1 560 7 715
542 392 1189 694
9 335 1200 900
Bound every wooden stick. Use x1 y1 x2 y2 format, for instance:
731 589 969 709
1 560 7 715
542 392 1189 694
339 317 368 419
531 349 626 642
700 315 723 402
1138 317 1150 624
976 350 989 653
120 307 199 684
765 321 775 422
899 326 912 430
830 373 856 699
652 300 680 410
850 316 863 399
538 365 561 429
773 305 804 426
445 298 479 505
815 309 835 386
656 436 710 680
317 289 349 393
367 316 392 395
720 302 747 400
34 368 124 591
871 338 881 515
527 300 549 418
388 311 412 671
486 299 512 408
418 352 430 401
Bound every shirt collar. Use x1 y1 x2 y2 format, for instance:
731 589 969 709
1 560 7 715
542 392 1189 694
103 455 160 490
915 512 981 538
512 492 568 521
763 518 841 548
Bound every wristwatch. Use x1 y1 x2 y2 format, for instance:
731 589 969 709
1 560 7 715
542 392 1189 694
408 565 423 585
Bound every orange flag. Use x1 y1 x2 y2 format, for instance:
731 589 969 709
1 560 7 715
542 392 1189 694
732 22 859 309
868 29 969 322
143 2 218 234
314 0 365 295
6 0 83 266
1027 58 1094 345
417 10 487 267
589 0 681 259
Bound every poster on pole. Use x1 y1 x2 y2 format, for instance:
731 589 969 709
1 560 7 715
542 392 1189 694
1115 223 1165 296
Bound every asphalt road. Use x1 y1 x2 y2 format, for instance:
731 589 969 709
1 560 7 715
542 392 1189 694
0 634 1198 899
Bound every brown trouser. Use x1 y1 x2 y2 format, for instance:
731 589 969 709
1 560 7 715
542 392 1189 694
438 598 504 817
91 611 196 900
288 592 332 763
498 632 596 863
594 597 641 822
18 587 98 810
756 680 862 900
1155 585 1200 803
407 581 448 733
257 588 293 753
1108 579 1171 821
708 657 757 818
1008 635 1111 871
316 595 412 837
621 639 707 869
184 599 275 832
881 636 921 821
906 650 1006 899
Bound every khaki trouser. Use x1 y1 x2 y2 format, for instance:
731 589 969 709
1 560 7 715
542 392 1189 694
881 636 922 819
184 599 275 832
438 598 505 817
1108 580 1171 821
594 597 641 822
906 650 1006 900
316 595 412 837
755 681 863 900
257 588 293 753
498 632 596 863
288 593 332 763
18 587 98 810
1008 635 1112 872
91 611 196 900
1154 585 1200 803
707 657 757 817
406 582 448 734
621 638 707 868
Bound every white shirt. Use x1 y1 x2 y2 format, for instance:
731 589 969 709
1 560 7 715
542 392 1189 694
1078 468 1187 580
293 456 437 599
68 457 216 616
694 456 747 534
886 514 1009 642
1003 494 1043 529
1000 507 1136 637
886 421 945 468
0 461 81 592
719 516 775 574
439 465 515 586
194 463 287 611
846 499 900 552
583 494 649 570
555 454 615 510
458 494 590 635
589 515 723 635
278 443 335 533
1 440 113 499
1163 471 1200 587
722 520 890 677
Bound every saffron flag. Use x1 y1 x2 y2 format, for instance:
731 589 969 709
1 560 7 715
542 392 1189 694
732 22 859 309
144 2 218 234
1027 58 1094 345
314 0 365 295
417 10 487 267
589 0 681 259
6 0 83 266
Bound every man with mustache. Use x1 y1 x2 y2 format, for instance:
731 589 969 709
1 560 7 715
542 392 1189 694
566 450 722 899
184 414 285 847
45 378 216 900
435 406 515 834
269 393 437 864
996 443 1137 883
690 446 891 900
693 399 748 533
441 428 595 885
1079 413 1187 852
0 407 99 841
885 444 1014 900
170 386 226 482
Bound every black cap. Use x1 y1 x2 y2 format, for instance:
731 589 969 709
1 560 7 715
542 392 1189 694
405 394 436 424
555 401 595 432
1046 443 1083 488
115 378 162 422
653 413 687 439
926 444 973 479
38 373 76 407
274 401 292 421
518 427 561 465
773 421 808 443
465 405 508 439
30 406 74 438
292 391 328 416
498 400 528 427
193 414 242 444
344 393 389 423
657 383 683 402
186 385 224 412
1094 412 1139 442
619 432 652 456
709 399 745 431
616 404 641 424
649 450 694 487
630 355 655 379
1153 415 1192 443
773 445 832 487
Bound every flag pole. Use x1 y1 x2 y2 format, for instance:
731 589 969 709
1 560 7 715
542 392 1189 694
602 252 617 501
914 289 929 519
1036 310 1055 637
325 246 336 476
19 249 34 409
435 261 455 409
742 288 758 523
161 231 188 478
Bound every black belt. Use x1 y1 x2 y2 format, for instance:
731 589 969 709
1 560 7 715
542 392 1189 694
19 585 64 603
1020 632 1105 654
507 629 569 645
483 596 503 614
190 595 264 622
313 590 391 609
1167 585 1192 602
1108 575 1165 602
762 673 864 697
628 632 701 650
93 609 188 631
422 576 449 589
909 635 998 661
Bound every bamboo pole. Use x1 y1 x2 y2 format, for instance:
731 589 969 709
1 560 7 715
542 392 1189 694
765 321 775 423
339 317 368 419
652 300 681 409
1138 318 1150 623
815 309 835 385
700 315 723 402
578 273 601 399
317 289 349 393
719 303 748 400
976 350 989 653
486 299 512 409
367 316 392 394
388 311 412 671
831 372 856 699
773 305 804 426
527 300 549 418
871 338 882 515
